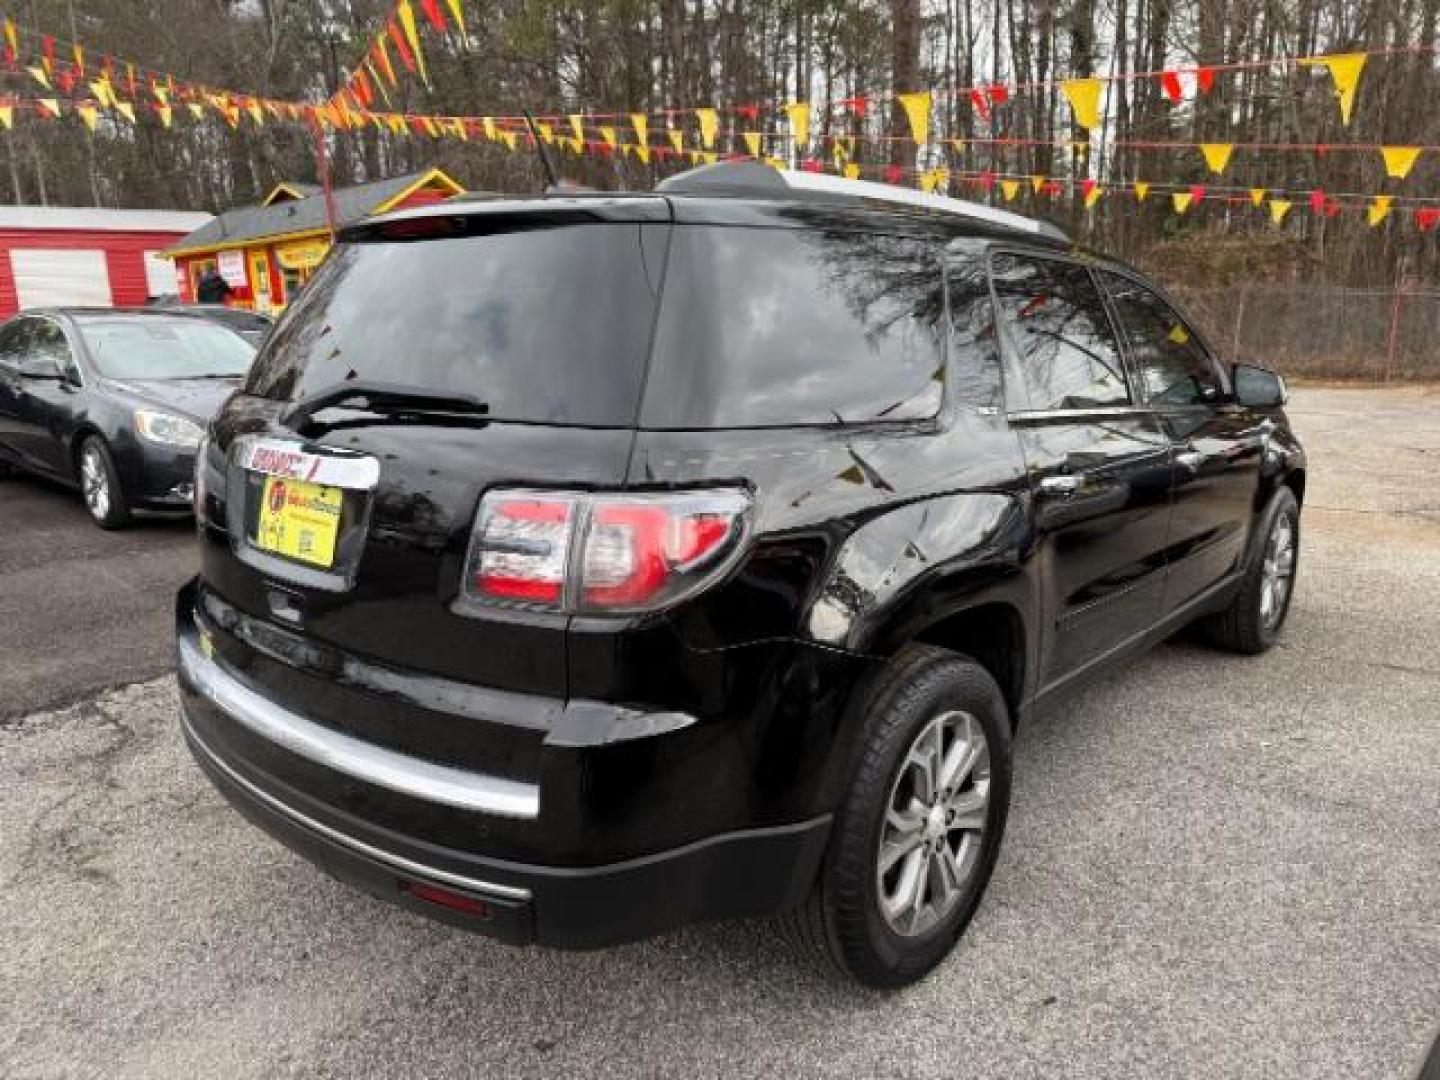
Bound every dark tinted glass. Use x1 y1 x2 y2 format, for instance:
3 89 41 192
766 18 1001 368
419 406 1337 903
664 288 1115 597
945 251 1003 412
1098 271 1223 408
245 222 665 426
643 226 943 428
30 321 73 369
0 319 29 365
990 254 1128 411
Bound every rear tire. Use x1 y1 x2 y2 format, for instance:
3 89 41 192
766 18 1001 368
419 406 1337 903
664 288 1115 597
779 645 1012 988
1202 486 1299 655
78 436 130 530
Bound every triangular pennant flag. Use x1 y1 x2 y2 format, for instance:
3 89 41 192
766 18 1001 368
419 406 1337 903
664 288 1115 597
482 117 497 140
635 142 651 164
388 18 417 73
987 84 1010 105
72 44 85 78
445 0 469 46
0 106 11 130
27 66 51 90
1134 181 1150 201
742 131 762 158
1172 192 1194 214
188 102 205 119
1381 146 1420 180
1031 174 1046 193
1084 184 1103 210
969 88 990 122
2 19 15 64
155 104 173 128
630 113 648 147
1368 195 1393 226
785 102 810 149
500 130 517 151
919 169 940 194
668 129 683 153
1309 188 1326 213
1160 71 1183 103
115 102 135 124
696 108 718 149
1062 78 1104 131
897 91 931 143
536 121 553 143
599 125 617 149
568 114 584 143
841 95 869 117
420 0 447 31
1196 67 1216 93
37 98 60 119
372 37 397 85
1001 179 1020 202
1200 143 1234 175
1189 184 1206 206
397 1 430 85
843 163 861 181
77 105 99 132
248 99 265 125
1416 208 1440 231
1269 199 1292 224
1300 53 1366 126
1249 187 1266 207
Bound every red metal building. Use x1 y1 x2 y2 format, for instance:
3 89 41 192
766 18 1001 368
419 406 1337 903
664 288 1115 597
0 207 214 318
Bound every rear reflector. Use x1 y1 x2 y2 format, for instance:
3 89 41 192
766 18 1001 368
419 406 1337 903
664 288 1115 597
461 487 750 615
402 880 493 919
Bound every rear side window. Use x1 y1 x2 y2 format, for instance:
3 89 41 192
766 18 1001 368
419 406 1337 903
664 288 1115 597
990 253 1129 411
1097 271 1225 408
642 226 943 428
245 222 665 426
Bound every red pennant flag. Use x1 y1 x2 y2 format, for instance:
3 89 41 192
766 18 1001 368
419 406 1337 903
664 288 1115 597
420 0 448 31
371 39 396 85
840 95 869 117
986 84 1009 105
126 63 137 97
42 36 55 74
1196 67 1215 93
1189 184 1206 205
388 19 418 71
980 171 998 191
884 164 903 184
57 69 76 94
353 70 373 107
1082 178 1098 199
1324 198 1342 218
1416 208 1440 231
969 88 990 121
735 103 760 120
1044 180 1065 197
801 159 822 173
1160 71 1183 103
1309 188 1326 213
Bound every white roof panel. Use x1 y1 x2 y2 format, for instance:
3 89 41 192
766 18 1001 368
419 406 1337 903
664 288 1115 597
0 206 213 234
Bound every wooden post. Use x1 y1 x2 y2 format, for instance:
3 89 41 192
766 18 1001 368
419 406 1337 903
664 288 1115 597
312 123 340 240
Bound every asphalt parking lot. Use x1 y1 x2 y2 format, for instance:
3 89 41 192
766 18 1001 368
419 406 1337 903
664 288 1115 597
2 387 1437 1079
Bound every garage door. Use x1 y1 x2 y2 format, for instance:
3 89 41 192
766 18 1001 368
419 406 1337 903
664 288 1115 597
10 249 112 309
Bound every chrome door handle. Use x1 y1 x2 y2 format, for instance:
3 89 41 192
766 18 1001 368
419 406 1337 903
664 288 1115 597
1038 475 1081 497
1176 449 1204 471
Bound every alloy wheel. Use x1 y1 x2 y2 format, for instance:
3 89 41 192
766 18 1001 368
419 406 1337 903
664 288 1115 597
876 709 991 937
81 445 110 521
1259 515 1296 630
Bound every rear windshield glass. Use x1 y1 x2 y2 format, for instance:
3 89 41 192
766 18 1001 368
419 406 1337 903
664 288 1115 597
80 318 256 380
245 222 664 426
641 226 944 428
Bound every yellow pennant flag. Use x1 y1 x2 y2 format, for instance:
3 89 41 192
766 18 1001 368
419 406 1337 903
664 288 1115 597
188 103 205 119
843 163 860 181
27 66 51 90
668 129 683 154
248 100 265 125
444 0 469 46
1380 146 1421 179
1172 191 1194 214
1269 199 1292 225
896 91 931 143
1001 179 1020 202
696 108 718 149
1368 195 1393 226
156 105 173 129
1300 53 1366 126
1133 181 1150 201
77 105 99 132
919 169 940 194
1249 187 1266 207
764 156 784 171
536 121 553 143
702 151 718 165
397 0 430 86
949 138 965 154
0 106 13 130
742 131 762 158
37 98 60 119
1062 78 1104 131
1084 184 1103 210
115 102 135 124
88 79 112 107
599 125 617 149
500 130 517 151
635 142 651 165
785 102 810 149
630 113 648 147
483 117 497 140
1200 143 1234 175
1030 174 1046 194
3 18 15 59
568 114 584 143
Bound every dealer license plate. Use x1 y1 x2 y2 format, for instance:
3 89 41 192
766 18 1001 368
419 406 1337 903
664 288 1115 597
252 475 343 569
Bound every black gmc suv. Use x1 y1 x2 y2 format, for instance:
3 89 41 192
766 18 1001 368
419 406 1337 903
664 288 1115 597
176 163 1304 987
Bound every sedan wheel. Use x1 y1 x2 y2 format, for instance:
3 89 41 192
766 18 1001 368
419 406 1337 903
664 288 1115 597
1258 517 1296 631
81 445 111 520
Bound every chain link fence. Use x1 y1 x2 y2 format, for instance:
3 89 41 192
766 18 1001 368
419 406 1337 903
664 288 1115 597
1168 284 1440 383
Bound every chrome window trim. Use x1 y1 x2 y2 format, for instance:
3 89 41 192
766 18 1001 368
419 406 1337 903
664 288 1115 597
1006 405 1154 423
177 633 541 820
182 709 532 902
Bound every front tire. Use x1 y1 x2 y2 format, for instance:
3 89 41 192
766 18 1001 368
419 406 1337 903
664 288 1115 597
782 645 1012 988
78 436 130 529
1202 486 1299 654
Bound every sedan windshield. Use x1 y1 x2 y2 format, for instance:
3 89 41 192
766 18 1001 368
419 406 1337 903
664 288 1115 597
79 317 256 380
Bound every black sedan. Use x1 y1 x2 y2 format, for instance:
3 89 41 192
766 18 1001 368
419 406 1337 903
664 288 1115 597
0 308 255 528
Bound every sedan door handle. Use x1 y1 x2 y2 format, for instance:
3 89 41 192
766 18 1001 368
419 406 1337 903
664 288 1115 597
1037 474 1081 497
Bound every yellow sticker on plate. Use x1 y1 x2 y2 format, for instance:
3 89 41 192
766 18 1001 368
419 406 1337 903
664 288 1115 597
253 476 343 569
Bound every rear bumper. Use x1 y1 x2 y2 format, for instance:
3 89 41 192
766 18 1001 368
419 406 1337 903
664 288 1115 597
176 594 832 948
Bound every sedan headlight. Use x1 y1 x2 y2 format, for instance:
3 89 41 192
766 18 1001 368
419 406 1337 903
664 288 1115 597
134 409 204 449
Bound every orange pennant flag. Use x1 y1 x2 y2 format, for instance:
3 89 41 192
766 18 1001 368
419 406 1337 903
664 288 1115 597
372 37 397 86
397 0 430 86
1062 78 1104 131
1084 184 1103 209
896 91 931 143
1199 143 1234 175
1380 146 1420 179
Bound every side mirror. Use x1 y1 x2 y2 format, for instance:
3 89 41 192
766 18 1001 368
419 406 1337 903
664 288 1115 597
1232 363 1287 408
17 356 63 380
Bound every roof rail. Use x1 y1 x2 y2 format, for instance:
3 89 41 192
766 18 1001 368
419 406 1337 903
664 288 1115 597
657 161 1068 242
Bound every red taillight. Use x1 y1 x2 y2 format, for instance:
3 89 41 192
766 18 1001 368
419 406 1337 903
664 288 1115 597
460 488 749 614
402 881 493 919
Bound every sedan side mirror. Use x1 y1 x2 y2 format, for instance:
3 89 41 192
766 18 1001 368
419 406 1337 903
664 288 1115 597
1232 363 1287 408
17 356 63 381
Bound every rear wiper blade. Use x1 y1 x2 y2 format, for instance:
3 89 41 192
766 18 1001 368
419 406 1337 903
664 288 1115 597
282 380 490 429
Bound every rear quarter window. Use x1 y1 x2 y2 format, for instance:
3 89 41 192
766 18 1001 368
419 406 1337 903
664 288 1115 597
641 226 944 428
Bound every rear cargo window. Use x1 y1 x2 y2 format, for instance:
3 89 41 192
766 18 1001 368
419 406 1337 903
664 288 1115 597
641 226 944 428
245 222 665 426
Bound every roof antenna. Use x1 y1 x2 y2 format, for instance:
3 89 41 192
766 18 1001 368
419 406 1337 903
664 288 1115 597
523 110 560 190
